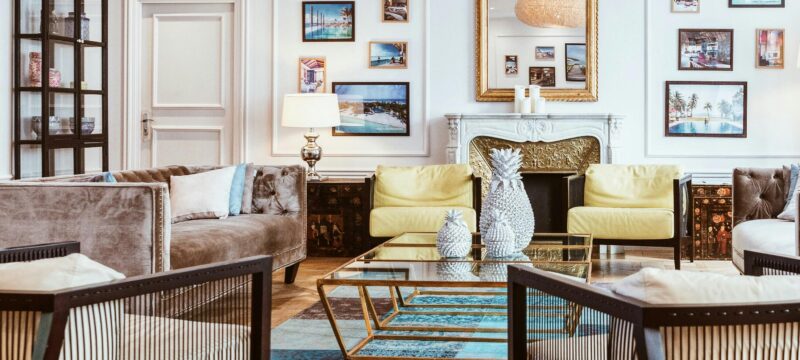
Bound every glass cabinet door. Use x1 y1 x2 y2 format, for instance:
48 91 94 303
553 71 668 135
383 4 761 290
81 0 103 42
19 0 43 35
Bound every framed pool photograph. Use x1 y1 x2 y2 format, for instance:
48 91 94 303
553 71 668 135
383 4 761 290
729 0 784 7
302 1 355 42
535 47 555 60
298 57 326 93
369 42 407 69
565 43 587 81
756 29 784 69
505 55 518 75
665 81 747 138
332 82 410 136
529 67 555 87
672 0 700 13
678 29 733 71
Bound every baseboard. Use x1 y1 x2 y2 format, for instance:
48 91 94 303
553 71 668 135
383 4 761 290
0 174 11 181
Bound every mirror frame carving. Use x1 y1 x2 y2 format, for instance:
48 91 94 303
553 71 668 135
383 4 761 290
476 0 598 102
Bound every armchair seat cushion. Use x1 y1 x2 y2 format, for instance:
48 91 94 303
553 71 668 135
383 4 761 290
584 164 682 209
732 219 797 271
374 164 474 208
370 207 477 238
567 207 674 240
170 214 303 271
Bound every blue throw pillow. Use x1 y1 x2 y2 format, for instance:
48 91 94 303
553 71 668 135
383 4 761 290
786 164 799 204
229 164 247 216
103 172 117 183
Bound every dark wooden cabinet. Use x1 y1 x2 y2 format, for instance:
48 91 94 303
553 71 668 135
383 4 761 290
13 0 108 179
684 184 733 260
307 178 373 257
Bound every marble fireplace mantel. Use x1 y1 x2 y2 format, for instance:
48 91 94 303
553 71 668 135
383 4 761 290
445 113 625 165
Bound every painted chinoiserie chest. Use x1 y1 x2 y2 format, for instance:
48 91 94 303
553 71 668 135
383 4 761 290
306 178 373 257
686 184 733 260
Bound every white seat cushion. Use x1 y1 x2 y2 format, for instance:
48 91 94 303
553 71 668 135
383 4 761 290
732 219 798 272
122 314 249 358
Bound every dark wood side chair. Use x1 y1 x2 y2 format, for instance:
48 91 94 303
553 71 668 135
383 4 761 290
508 250 800 360
0 242 273 360
565 167 693 269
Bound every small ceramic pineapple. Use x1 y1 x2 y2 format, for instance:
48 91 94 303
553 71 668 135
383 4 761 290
484 210 516 258
480 148 535 252
436 209 472 258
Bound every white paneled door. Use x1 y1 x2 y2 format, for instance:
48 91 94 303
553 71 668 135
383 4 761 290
139 3 235 168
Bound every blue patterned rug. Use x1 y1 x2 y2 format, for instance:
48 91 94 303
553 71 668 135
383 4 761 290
270 286 609 359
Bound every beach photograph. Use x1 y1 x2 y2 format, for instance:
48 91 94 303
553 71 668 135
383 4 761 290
535 46 555 60
565 43 587 81
303 1 355 42
298 57 326 93
383 0 408 22
672 0 699 12
666 81 747 138
369 42 407 69
332 82 410 136
505 55 518 75
679 29 733 70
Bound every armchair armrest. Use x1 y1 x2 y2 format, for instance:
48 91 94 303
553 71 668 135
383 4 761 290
673 174 693 245
564 174 585 210
0 182 171 277
743 250 800 276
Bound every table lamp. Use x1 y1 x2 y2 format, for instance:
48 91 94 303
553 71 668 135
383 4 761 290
281 93 341 181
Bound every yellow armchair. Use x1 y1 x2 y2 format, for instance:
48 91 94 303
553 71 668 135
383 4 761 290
369 164 481 239
566 164 692 269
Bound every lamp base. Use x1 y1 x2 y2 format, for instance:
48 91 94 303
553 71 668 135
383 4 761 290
301 128 327 182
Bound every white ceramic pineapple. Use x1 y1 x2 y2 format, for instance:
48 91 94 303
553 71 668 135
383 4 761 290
436 209 472 258
484 210 517 258
480 148 535 252
479 252 531 282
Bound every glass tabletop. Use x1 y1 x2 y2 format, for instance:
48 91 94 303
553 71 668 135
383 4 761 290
320 233 593 286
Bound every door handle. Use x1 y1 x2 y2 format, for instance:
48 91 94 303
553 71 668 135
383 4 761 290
142 112 155 140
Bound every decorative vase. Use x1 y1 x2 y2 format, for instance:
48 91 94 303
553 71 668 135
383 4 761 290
436 261 479 282
81 117 95 135
436 209 472 258
81 13 91 39
479 252 532 282
484 210 517 258
30 116 41 139
48 116 59 135
479 148 535 252
28 52 42 87
48 68 61 87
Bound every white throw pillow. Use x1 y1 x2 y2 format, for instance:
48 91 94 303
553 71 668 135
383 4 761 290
0 253 124 290
170 166 237 223
612 267 800 304
777 182 799 221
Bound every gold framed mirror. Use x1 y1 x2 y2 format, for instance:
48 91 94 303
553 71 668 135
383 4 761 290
476 0 598 102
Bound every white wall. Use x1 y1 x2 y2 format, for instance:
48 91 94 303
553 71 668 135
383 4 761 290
2 0 799 179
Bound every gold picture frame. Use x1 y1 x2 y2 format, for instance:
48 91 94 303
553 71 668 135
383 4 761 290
475 0 599 102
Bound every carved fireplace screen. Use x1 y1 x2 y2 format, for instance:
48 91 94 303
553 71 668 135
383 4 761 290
469 136 601 197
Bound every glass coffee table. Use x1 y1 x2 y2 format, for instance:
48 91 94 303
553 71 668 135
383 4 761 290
317 232 593 359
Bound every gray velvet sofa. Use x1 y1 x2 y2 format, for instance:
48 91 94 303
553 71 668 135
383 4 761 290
732 167 800 272
0 165 307 283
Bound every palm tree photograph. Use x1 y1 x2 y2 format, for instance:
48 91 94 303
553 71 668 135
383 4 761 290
665 81 747 138
303 1 355 42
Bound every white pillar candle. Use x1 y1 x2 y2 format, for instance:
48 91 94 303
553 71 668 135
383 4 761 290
521 98 532 114
528 85 541 99
514 86 526 113
535 97 547 114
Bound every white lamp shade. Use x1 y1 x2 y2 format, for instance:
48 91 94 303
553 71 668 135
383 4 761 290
281 93 342 128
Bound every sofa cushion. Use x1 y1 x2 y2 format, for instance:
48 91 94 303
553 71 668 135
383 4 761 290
778 179 799 221
170 214 303 270
567 207 674 240
370 207 477 238
374 164 473 208
732 219 797 271
170 166 237 223
612 267 800 304
584 164 682 209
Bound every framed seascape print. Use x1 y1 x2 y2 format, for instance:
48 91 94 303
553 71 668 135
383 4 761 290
303 1 355 42
535 47 555 60
665 81 747 138
756 29 784 69
672 0 700 13
729 0 784 7
369 42 407 69
383 0 408 22
299 57 326 93
529 67 555 87
505 55 518 75
678 29 733 71
332 82 410 136
565 43 587 81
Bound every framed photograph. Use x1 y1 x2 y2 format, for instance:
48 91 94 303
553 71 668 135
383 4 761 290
302 1 355 42
332 82 410 136
505 55 518 75
678 29 733 71
672 0 700 13
729 0 784 7
298 57 326 93
665 81 747 138
383 0 408 22
529 67 555 87
565 43 587 81
756 29 784 69
369 42 407 69
535 46 555 60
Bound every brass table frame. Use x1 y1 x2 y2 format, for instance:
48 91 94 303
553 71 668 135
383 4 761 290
316 233 593 360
